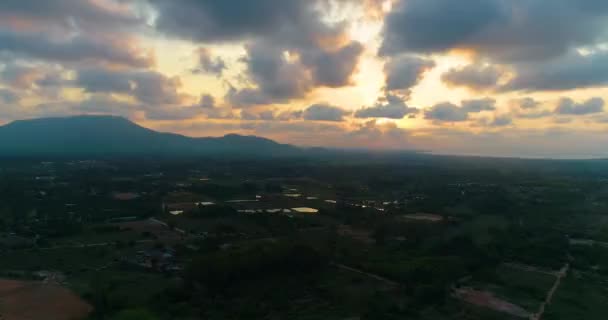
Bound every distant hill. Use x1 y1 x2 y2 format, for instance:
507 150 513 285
0 116 299 157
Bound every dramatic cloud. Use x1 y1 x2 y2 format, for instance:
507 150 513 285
149 0 343 47
76 67 184 105
0 0 142 34
381 0 608 62
151 0 363 107
0 30 153 67
301 42 364 88
355 94 418 119
2 0 608 157
384 56 435 93
554 97 605 115
193 48 226 76
424 102 469 122
503 51 608 92
228 40 363 107
226 44 314 107
383 1 608 93
442 64 503 91
302 104 350 122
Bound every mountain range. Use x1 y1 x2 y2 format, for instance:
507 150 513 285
0 116 299 157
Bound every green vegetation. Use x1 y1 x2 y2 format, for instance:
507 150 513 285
2 156 608 319
544 272 608 320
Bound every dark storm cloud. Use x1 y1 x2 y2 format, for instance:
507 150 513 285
381 0 608 62
554 97 605 115
384 56 435 92
502 51 608 92
355 94 418 119
76 67 182 105
0 30 152 67
302 104 350 122
442 64 502 91
424 103 469 122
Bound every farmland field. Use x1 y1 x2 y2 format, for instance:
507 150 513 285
0 279 92 320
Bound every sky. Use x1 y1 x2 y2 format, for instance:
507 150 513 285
1 0 608 158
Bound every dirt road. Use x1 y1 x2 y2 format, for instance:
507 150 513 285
530 263 569 320
331 263 399 286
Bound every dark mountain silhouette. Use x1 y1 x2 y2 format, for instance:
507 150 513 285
0 115 299 157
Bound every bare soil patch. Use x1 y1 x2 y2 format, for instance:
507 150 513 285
114 219 182 243
0 279 92 320
338 225 374 244
401 213 444 222
453 287 530 318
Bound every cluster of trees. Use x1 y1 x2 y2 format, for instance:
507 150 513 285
185 242 327 292
189 205 238 219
